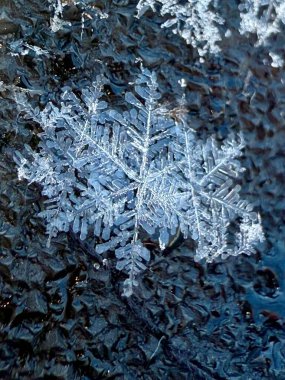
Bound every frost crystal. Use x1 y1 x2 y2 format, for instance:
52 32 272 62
239 0 285 66
48 0 71 32
136 0 224 57
15 68 264 296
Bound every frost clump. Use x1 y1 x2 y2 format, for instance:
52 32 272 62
136 0 224 58
239 0 285 67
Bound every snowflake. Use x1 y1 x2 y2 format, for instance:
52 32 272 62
15 68 264 296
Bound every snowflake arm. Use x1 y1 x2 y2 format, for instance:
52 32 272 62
173 125 264 262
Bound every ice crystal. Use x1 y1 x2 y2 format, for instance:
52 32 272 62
15 68 264 296
48 0 71 32
136 0 224 58
239 0 285 67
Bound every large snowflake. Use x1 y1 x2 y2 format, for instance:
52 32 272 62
15 68 264 296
